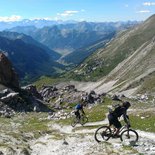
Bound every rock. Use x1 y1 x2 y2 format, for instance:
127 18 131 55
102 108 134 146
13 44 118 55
64 85 75 91
0 92 19 102
19 148 30 155
0 52 19 89
0 89 9 98
5 147 16 155
22 85 42 99
62 138 69 145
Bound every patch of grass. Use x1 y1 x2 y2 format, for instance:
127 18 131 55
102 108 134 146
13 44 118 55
7 132 22 140
57 97 113 126
0 117 11 129
85 104 107 122
0 112 53 142
138 72 155 94
85 97 113 122
122 145 139 154
20 115 51 138
130 111 155 133
49 132 64 140
0 143 10 147
34 76 63 90
57 104 110 126
55 116 72 126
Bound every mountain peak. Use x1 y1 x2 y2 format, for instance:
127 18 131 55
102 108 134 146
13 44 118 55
0 52 19 89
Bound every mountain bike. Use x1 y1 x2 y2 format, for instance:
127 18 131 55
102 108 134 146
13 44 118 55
71 114 88 127
94 124 139 144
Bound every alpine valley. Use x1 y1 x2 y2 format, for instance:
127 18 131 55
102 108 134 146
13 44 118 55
0 15 155 155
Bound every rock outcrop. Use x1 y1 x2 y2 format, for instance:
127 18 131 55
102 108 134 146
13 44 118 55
0 52 19 89
0 52 50 116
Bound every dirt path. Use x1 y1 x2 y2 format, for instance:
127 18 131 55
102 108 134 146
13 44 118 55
30 119 155 155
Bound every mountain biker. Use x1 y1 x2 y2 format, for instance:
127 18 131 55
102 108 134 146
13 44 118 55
108 101 131 137
74 101 85 120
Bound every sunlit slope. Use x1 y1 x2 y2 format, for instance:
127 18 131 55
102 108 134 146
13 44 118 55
68 14 155 94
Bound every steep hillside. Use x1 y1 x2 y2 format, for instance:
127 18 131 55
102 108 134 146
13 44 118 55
61 31 115 65
0 36 64 83
66 14 155 95
0 31 61 60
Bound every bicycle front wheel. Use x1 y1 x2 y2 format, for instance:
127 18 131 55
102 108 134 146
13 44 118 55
80 116 88 125
94 126 112 142
120 129 139 145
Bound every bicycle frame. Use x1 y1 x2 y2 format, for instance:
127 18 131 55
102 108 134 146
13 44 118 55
119 125 128 134
110 125 137 140
109 125 128 137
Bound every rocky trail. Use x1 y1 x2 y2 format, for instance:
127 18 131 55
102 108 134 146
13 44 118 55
30 119 155 155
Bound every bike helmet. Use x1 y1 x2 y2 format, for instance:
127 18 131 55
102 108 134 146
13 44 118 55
122 101 131 109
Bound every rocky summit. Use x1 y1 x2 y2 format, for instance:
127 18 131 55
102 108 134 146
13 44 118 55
0 52 19 89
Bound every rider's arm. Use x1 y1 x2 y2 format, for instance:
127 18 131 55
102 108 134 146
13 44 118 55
81 106 85 115
122 110 130 127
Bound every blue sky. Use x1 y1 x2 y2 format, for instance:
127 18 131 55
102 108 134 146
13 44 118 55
0 0 155 22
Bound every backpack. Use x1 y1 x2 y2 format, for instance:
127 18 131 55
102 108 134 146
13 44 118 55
109 104 123 117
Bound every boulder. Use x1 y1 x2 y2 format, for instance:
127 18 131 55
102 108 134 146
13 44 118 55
22 85 42 99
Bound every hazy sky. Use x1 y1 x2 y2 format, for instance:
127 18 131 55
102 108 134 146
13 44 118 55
0 0 155 22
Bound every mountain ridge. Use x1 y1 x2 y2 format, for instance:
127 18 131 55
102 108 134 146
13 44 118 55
0 31 61 60
0 35 64 83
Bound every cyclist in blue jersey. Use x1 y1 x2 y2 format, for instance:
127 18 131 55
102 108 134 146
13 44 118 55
74 101 85 120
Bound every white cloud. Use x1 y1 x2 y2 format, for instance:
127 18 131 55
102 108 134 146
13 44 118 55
125 4 129 7
0 15 22 22
57 10 79 17
30 17 52 20
143 2 155 6
137 10 151 13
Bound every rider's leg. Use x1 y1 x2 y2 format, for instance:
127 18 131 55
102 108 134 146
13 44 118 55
113 119 122 137
75 111 79 119
76 111 80 120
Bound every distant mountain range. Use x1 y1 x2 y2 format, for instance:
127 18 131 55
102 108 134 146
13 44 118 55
0 19 78 30
7 20 139 58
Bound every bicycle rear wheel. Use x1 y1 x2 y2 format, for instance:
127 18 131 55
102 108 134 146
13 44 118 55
120 129 139 145
71 117 78 127
94 126 112 142
80 116 88 125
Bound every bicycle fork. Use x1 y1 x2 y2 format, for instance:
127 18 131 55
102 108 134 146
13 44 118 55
126 130 130 139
